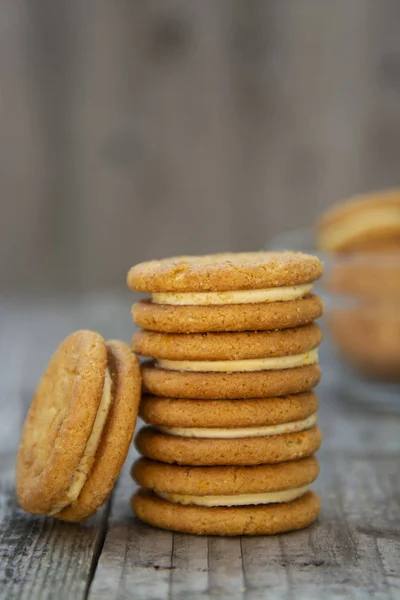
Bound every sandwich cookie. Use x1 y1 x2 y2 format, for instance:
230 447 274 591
140 391 319 429
133 295 323 334
132 455 319 500
16 331 141 521
135 426 322 466
317 189 400 252
132 490 321 536
141 362 321 399
135 314 322 400
128 252 323 333
140 391 318 440
133 322 322 364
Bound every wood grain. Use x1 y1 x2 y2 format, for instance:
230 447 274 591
0 296 399 599
0 477 110 600
0 300 111 600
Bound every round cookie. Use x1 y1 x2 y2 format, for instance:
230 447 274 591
317 189 400 252
17 330 107 515
133 323 322 361
132 489 321 535
141 362 321 399
128 252 323 293
140 392 319 429
132 456 319 496
135 426 322 465
57 340 141 521
16 331 141 521
132 294 323 333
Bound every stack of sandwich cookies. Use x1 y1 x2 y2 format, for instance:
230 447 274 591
128 252 323 536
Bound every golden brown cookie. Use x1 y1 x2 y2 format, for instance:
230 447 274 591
128 252 323 293
140 392 319 429
141 362 321 399
132 489 321 535
317 189 400 252
132 323 322 361
58 340 141 521
132 295 323 333
328 305 400 381
16 331 141 521
135 426 322 465
132 456 319 496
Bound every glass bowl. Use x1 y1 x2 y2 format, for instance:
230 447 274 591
267 228 400 413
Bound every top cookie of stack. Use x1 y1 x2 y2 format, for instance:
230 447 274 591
129 252 323 333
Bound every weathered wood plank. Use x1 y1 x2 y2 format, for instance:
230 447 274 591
377 538 400 593
0 299 114 600
0 469 110 600
240 536 290 599
169 534 208 599
319 390 400 457
88 451 174 600
207 537 245 599
1 299 400 599
337 454 400 539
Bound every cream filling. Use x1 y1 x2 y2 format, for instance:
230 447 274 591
157 348 318 373
157 413 317 439
321 207 400 250
50 368 113 515
152 284 313 306
156 485 310 507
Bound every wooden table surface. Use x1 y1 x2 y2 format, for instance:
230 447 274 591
1 296 399 600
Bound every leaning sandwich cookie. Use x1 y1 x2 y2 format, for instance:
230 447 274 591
16 330 141 522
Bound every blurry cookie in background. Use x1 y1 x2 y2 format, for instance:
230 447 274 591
317 188 400 253
327 304 400 382
317 189 400 384
325 254 400 300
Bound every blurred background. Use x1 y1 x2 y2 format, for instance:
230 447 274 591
2 0 400 295
0 0 399 485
